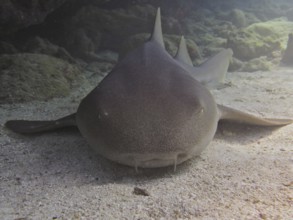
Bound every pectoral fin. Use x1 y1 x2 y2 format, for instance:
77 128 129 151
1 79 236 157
218 105 293 126
5 113 77 134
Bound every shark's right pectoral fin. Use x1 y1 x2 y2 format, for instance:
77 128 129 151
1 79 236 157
218 105 293 126
5 113 77 134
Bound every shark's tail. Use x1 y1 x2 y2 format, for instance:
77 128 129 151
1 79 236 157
5 113 77 134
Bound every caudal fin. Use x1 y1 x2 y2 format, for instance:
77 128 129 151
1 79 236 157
195 49 233 87
5 113 77 134
218 105 293 126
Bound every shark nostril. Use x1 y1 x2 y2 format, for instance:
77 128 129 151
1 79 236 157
178 153 187 160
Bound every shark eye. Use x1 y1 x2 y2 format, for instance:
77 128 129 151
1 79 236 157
196 107 204 115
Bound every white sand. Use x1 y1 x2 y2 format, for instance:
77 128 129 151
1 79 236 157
0 67 292 219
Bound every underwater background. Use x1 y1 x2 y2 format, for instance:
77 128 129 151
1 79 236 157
1 0 293 103
1 1 293 219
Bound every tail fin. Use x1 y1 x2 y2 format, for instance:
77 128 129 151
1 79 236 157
195 49 233 86
218 105 293 126
5 113 77 134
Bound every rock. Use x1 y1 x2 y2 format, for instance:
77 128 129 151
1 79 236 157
195 34 227 51
161 16 183 35
184 12 234 52
0 41 18 54
229 57 244 72
227 18 293 61
212 21 236 39
164 35 185 57
0 0 66 36
2 0 293 69
86 62 114 76
229 9 247 28
84 50 118 83
67 27 102 62
184 38 202 60
245 12 261 25
23 36 76 63
246 18 293 42
95 50 119 63
68 4 156 53
184 18 211 37
85 62 114 86
203 47 229 58
241 56 274 72
282 33 293 65
227 31 264 61
0 53 84 104
119 33 148 59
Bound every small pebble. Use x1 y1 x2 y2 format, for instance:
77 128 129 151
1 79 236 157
133 187 150 196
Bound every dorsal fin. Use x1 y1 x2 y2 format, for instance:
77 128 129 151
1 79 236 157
175 36 193 66
150 8 165 49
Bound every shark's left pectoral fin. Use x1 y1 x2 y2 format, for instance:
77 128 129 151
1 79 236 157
218 104 293 126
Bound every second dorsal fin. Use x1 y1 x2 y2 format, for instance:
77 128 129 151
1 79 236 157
150 8 165 49
175 36 193 66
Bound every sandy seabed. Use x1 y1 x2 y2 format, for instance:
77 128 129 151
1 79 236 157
0 67 292 220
